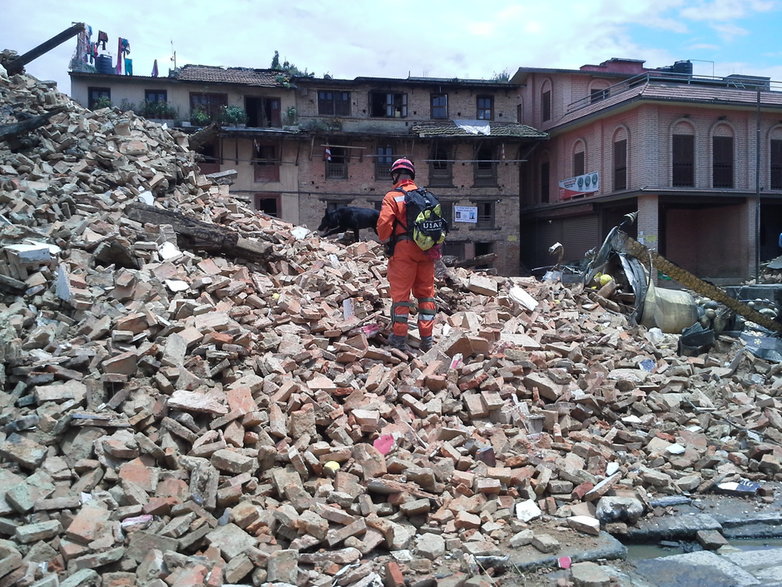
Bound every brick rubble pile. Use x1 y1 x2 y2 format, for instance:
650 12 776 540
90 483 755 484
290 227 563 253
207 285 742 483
0 67 781 587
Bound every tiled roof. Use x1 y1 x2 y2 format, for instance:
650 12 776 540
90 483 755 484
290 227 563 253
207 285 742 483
411 120 547 139
554 79 782 129
173 65 287 87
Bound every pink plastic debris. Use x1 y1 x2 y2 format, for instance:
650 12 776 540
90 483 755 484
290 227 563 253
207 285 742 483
373 434 395 455
558 556 572 569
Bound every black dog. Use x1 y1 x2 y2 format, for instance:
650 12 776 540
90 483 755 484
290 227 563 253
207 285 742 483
317 206 379 241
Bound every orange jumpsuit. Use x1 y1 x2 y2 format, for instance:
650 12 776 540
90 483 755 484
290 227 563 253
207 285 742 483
377 179 436 339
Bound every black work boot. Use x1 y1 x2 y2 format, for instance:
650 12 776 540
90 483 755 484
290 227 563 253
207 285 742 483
388 334 409 352
419 336 433 352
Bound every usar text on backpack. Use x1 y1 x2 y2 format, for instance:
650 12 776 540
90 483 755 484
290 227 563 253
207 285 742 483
395 187 448 251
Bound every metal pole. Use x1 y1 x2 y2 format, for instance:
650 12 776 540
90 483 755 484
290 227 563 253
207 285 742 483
756 88 761 282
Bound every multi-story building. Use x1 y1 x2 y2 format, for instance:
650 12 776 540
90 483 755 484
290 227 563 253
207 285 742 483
513 58 782 283
70 65 302 221
69 66 547 276
290 75 546 274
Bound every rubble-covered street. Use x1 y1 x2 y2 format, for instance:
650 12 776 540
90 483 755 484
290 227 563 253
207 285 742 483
1 64 782 587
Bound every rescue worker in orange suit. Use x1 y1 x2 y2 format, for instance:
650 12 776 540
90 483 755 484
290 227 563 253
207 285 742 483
377 158 436 353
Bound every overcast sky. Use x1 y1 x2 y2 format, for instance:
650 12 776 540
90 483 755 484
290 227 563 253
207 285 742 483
3 0 782 93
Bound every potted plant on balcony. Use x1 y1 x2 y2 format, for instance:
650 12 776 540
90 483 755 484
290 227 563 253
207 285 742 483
191 108 211 127
91 95 112 110
218 105 248 128
143 100 178 123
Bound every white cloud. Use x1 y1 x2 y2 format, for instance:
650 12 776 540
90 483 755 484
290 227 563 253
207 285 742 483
0 0 779 92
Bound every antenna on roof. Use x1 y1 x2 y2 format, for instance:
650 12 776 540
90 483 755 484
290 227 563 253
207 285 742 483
170 40 177 70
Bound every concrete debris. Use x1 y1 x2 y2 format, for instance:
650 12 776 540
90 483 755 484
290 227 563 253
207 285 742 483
0 68 781 586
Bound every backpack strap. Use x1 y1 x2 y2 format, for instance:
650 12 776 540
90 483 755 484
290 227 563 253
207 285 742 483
393 186 411 231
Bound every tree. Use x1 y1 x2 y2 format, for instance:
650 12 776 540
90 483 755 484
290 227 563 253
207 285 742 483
270 50 315 78
492 69 511 82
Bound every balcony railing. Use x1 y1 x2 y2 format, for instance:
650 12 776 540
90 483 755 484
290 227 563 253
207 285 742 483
567 71 782 114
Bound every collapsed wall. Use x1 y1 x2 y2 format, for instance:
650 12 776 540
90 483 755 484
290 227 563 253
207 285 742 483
0 66 781 586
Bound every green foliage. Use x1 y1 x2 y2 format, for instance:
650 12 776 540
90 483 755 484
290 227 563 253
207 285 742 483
284 106 298 126
300 118 342 133
142 100 178 119
218 105 248 126
270 49 315 78
191 108 211 126
119 99 136 113
92 95 112 110
492 69 511 82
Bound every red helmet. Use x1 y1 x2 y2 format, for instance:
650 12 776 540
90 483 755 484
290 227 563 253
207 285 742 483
390 158 415 178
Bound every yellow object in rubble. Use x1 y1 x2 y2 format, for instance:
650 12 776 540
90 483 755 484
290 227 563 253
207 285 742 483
323 461 340 474
598 273 613 287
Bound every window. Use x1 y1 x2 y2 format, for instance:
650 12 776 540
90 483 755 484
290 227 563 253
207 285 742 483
672 134 695 187
145 89 167 103
613 139 627 191
429 143 453 187
474 144 497 186
254 143 280 182
474 242 494 268
772 139 782 190
540 161 550 203
713 136 734 188
590 88 608 103
474 201 496 229
246 97 281 127
573 150 585 177
477 96 494 120
196 140 220 175
369 92 407 118
318 91 351 116
375 145 394 180
325 146 348 179
190 92 227 122
431 93 448 119
88 87 111 109
255 194 280 217
542 89 551 122
443 240 465 259
437 199 453 229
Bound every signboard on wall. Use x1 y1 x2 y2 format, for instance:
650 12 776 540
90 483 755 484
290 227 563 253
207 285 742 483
559 172 600 200
454 205 478 223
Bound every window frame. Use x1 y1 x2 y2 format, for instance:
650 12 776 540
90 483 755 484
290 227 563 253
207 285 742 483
429 142 453 187
369 91 408 118
473 200 496 229
473 143 498 187
613 139 627 191
317 90 351 116
253 142 280 183
87 87 111 109
771 139 782 190
255 193 281 217
573 150 585 177
431 93 448 119
672 134 695 187
375 145 394 181
476 95 494 121
542 89 551 122
325 146 349 179
145 89 167 103
712 135 734 188
189 92 228 121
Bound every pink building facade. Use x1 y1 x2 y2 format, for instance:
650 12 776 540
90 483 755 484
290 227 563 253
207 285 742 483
514 58 782 283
